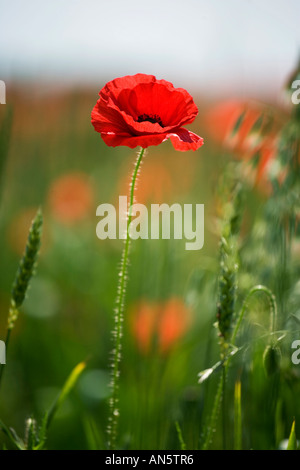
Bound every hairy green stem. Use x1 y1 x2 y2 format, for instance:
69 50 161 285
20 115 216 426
202 374 223 450
107 147 145 450
232 285 277 344
222 365 227 449
202 284 277 450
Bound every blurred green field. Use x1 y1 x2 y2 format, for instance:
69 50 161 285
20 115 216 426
0 81 300 450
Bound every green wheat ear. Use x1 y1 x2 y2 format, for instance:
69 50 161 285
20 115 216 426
8 208 43 331
216 183 243 357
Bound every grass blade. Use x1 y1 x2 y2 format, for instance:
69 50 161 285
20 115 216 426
46 360 86 430
0 419 25 450
175 421 186 451
234 380 242 450
287 420 297 450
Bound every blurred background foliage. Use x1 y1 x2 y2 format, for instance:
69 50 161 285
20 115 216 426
0 74 300 449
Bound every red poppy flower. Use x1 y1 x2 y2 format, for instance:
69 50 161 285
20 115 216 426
91 74 204 151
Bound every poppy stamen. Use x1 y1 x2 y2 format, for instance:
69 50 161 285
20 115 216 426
137 113 164 127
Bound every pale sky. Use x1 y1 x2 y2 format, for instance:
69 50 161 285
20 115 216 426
0 0 300 96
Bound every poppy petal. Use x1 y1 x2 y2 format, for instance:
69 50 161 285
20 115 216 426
98 85 198 135
115 82 198 129
100 128 204 151
91 74 204 151
91 97 131 134
168 128 204 151
100 132 169 149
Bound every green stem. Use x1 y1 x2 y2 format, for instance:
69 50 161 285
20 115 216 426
232 285 277 344
202 373 223 450
107 147 145 450
202 284 277 450
222 365 227 450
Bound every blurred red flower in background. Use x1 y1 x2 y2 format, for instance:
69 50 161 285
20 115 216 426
91 73 204 151
131 298 191 354
205 100 280 184
48 172 94 224
206 101 261 152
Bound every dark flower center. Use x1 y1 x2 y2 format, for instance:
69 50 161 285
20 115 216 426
137 113 164 127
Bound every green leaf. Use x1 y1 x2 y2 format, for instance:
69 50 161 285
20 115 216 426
46 360 87 430
0 419 26 450
82 414 105 451
287 420 297 450
33 412 49 450
198 345 240 384
234 380 242 450
175 421 186 451
230 111 246 137
250 113 264 135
